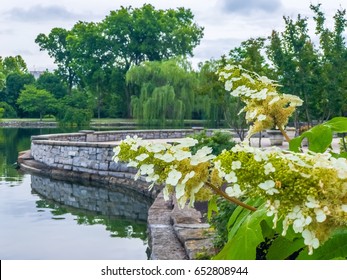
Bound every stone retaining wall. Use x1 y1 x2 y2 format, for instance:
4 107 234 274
29 128 212 185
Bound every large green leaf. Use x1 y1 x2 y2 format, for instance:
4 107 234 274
289 117 347 153
297 228 347 260
214 207 267 260
227 198 264 240
266 236 305 260
324 117 347 132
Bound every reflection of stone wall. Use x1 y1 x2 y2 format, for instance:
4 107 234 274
31 175 152 221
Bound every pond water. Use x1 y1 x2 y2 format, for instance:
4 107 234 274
0 127 151 259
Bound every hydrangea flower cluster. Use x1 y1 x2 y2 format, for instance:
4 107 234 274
214 145 347 255
218 65 303 139
114 135 347 254
113 136 215 208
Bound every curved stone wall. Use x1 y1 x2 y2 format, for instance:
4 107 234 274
29 128 209 191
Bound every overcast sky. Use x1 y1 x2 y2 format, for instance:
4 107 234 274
0 0 345 70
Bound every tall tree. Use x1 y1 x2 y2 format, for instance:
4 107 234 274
310 4 347 118
35 28 78 93
127 58 196 126
36 71 68 99
267 14 319 126
17 85 58 120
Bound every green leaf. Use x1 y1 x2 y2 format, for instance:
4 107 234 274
207 196 218 221
297 228 347 260
227 197 264 240
214 206 267 260
303 125 333 153
289 136 304 152
266 236 305 260
323 117 347 132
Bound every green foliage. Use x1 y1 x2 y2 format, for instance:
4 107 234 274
0 102 17 118
36 4 204 118
56 89 93 127
17 85 58 121
214 201 268 260
190 130 236 156
208 198 238 250
36 71 68 99
297 228 347 260
290 117 347 153
128 59 196 126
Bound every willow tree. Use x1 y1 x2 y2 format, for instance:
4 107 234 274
127 59 196 126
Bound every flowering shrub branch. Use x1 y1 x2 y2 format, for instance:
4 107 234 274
113 65 347 258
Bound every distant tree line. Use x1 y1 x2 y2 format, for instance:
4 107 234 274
1 4 346 129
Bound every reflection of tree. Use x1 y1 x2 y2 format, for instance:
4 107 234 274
35 198 148 241
0 127 78 183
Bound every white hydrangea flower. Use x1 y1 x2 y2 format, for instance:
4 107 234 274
175 183 186 199
252 88 268 100
225 184 243 198
292 216 312 233
154 153 175 163
219 71 231 79
173 150 192 161
305 195 320 209
175 138 198 148
189 182 204 207
314 208 327 223
163 186 170 201
225 80 233 91
225 171 238 183
231 161 242 170
258 75 275 85
224 64 234 71
302 229 319 255
264 162 275 175
268 96 280 105
135 153 149 161
166 169 182 186
182 171 195 184
258 180 279 195
139 164 154 175
127 161 139 168
146 143 167 153
190 146 215 165
241 72 255 83
257 114 267 121
113 146 121 156
247 109 258 120
331 157 347 179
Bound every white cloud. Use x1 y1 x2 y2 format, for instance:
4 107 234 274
3 4 84 22
218 0 282 14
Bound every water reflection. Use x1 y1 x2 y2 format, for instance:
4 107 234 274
0 127 151 259
31 175 152 239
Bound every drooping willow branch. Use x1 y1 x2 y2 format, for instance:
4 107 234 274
205 181 257 212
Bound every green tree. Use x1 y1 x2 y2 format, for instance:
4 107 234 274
0 55 28 92
310 4 347 119
36 71 68 99
55 89 93 127
127 58 196 126
2 73 35 115
35 28 78 93
17 85 58 120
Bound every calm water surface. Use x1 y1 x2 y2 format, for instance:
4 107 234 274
0 127 150 259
